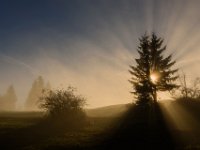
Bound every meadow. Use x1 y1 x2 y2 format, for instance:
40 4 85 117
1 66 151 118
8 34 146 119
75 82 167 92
0 108 123 150
1 100 200 150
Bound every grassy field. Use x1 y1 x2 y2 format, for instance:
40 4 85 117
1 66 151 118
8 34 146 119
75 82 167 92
0 111 120 150
85 104 130 118
1 101 200 150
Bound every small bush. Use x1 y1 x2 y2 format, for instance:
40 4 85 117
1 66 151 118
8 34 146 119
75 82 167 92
38 87 87 130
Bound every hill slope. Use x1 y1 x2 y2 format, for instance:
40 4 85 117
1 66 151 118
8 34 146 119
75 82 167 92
85 104 130 117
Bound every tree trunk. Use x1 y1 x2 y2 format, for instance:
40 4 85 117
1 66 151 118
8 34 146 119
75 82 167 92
153 86 157 103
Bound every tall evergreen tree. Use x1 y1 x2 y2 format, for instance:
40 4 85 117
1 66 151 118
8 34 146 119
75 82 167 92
25 76 45 110
129 33 178 104
45 81 51 91
129 34 152 105
0 85 17 110
5 85 18 110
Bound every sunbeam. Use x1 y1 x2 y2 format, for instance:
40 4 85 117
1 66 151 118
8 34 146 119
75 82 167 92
159 101 200 148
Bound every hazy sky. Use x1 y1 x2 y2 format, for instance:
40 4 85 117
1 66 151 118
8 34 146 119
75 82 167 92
0 0 200 108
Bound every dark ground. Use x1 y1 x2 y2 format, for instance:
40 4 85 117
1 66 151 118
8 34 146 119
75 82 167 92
0 100 200 150
99 103 175 150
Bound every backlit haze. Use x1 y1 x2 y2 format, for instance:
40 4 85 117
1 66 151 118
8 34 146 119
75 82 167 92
0 0 200 109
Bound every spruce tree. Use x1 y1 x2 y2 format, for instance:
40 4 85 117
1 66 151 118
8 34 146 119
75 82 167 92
0 85 18 110
5 85 18 110
129 34 152 105
25 76 45 110
129 33 178 104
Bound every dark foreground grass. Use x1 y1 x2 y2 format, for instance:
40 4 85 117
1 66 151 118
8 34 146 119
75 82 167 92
1 101 200 150
0 112 118 150
0 106 173 150
102 104 175 150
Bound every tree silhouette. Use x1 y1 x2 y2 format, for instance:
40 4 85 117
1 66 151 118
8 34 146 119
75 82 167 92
38 86 87 129
129 33 179 104
25 76 45 110
0 85 17 110
45 81 51 91
5 85 18 110
177 73 200 99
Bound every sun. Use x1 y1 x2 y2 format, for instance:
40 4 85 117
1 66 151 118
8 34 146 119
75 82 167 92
150 73 159 84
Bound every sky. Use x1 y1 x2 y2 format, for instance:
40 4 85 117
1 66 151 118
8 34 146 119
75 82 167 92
0 0 200 108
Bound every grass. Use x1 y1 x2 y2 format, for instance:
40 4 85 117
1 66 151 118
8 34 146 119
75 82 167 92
1 100 200 150
0 111 42 128
0 111 119 150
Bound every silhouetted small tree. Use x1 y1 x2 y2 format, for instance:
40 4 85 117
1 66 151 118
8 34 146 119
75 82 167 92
39 87 87 128
175 72 200 100
129 33 179 105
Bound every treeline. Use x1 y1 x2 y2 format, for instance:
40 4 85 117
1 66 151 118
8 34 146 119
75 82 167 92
0 76 51 111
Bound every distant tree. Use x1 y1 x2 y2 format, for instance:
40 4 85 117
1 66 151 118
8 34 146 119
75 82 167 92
25 76 45 110
45 82 51 91
0 85 17 111
129 33 179 105
5 85 18 110
175 72 200 99
188 77 200 98
0 94 4 110
178 72 189 98
38 86 86 128
0 95 2 110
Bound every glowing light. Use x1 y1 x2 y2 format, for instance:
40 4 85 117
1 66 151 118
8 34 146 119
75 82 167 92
150 72 160 84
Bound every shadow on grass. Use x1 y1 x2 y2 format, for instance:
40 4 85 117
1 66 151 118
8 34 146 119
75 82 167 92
97 103 175 150
0 104 175 150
